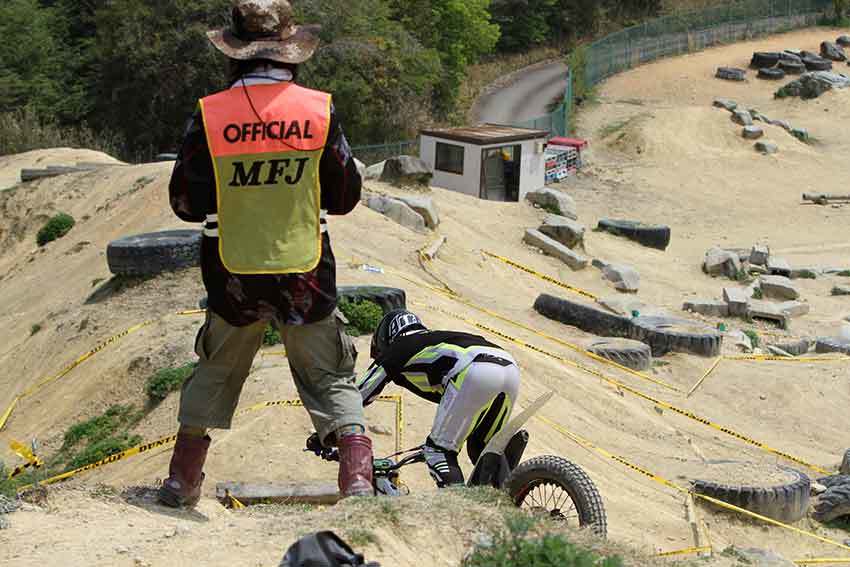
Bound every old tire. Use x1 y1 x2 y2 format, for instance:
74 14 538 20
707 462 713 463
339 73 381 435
778 60 806 75
758 67 786 80
692 468 811 523
586 338 652 371
817 475 850 490
534 294 633 338
716 67 746 81
770 338 811 356
814 485 850 523
751 52 781 68
815 337 850 355
106 230 201 276
803 57 833 71
597 219 671 251
629 316 722 357
843 449 850 475
508 455 607 538
337 286 406 314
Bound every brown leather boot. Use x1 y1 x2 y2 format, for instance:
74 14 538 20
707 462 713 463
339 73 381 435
158 433 211 508
337 434 373 498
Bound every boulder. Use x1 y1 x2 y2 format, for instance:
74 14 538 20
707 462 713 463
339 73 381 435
523 229 588 271
732 110 753 126
821 41 847 62
759 275 799 300
776 301 810 318
365 161 386 180
838 36 850 48
394 195 439 229
539 214 585 249
742 125 764 139
833 285 850 296
601 264 640 293
747 300 791 329
778 59 806 75
704 247 742 279
776 71 850 100
791 127 810 143
726 329 754 351
749 264 769 275
727 547 796 567
767 256 792 277
380 155 433 187
750 244 770 266
769 119 792 131
683 299 730 318
716 67 746 81
723 287 750 317
353 158 366 179
713 98 738 111
755 141 779 155
790 267 819 279
525 188 578 220
366 195 427 233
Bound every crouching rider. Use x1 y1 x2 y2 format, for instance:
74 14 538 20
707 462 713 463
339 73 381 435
357 310 521 487
159 0 373 508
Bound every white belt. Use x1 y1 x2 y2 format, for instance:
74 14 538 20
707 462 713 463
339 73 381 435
203 211 328 238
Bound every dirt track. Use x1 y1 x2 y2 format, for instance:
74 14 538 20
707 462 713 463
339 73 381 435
473 60 569 124
2 26 850 567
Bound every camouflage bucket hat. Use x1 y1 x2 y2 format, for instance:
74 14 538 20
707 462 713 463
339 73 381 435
207 0 320 64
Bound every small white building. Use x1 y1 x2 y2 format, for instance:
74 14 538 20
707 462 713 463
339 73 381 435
419 125 549 202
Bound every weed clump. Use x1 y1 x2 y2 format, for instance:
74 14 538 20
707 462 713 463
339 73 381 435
339 299 384 336
37 213 75 246
146 363 197 401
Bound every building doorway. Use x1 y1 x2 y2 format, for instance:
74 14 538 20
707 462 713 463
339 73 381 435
481 145 521 202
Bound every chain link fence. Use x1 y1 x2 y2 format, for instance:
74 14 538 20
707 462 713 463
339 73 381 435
351 140 418 166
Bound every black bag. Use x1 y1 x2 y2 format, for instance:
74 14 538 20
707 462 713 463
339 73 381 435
279 531 381 567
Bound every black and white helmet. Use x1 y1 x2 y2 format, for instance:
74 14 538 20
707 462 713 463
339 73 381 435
370 309 427 360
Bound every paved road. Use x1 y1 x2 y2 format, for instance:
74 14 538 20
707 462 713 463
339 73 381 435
474 61 569 125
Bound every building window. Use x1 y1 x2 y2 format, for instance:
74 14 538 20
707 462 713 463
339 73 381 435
435 142 464 175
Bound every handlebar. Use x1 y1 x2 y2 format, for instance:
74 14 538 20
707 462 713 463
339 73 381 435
304 433 426 471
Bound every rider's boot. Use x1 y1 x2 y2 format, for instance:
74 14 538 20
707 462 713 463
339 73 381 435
338 433 374 497
158 432 211 508
424 438 465 488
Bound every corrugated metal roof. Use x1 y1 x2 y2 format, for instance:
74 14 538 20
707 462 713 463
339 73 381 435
420 124 549 145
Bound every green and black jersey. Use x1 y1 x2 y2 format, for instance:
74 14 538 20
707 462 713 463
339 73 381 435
356 330 513 405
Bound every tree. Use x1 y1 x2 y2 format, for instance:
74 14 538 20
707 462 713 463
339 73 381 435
491 0 558 52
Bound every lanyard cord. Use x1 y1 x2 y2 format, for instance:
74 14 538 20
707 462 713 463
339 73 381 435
239 77 301 152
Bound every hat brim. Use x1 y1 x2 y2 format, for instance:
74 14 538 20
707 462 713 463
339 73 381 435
206 24 321 64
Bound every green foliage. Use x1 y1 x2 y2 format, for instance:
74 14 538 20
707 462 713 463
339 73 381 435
0 107 123 158
752 287 764 299
62 405 136 449
67 434 142 470
264 324 282 346
30 324 42 336
795 269 817 280
36 213 75 247
540 202 562 216
59 405 142 472
339 299 384 336
743 329 760 348
838 270 850 277
146 363 197 401
463 514 623 567
344 527 380 549
491 0 558 52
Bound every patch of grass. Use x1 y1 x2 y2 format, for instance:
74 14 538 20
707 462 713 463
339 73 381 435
743 329 760 349
752 287 763 299
652 360 671 367
36 213 75 246
463 514 623 567
30 323 42 336
62 405 137 449
57 405 143 473
795 270 817 279
376 498 402 526
145 363 197 402
339 299 384 336
345 527 380 549
66 434 142 470
458 486 511 506
599 118 631 139
838 270 850 277
540 202 562 216
264 324 282 346
827 518 850 533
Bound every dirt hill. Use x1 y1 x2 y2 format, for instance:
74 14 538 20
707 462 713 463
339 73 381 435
2 27 850 567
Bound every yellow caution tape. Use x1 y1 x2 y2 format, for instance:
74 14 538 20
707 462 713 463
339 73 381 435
726 355 850 363
395 393 404 456
538 415 850 553
795 559 850 565
228 493 246 509
657 546 712 557
687 357 723 398
0 396 19 432
8 439 44 478
482 250 599 300
176 309 205 316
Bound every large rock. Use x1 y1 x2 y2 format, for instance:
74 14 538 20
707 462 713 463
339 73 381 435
539 214 585 249
755 141 779 154
750 244 770 266
364 160 386 180
742 125 764 139
833 285 850 296
723 287 750 317
747 300 790 329
602 264 640 293
523 229 588 271
366 195 427 233
776 71 850 99
791 127 810 143
759 275 799 300
394 195 439 229
732 110 753 126
821 41 847 62
838 36 850 48
683 299 730 317
525 188 578 220
380 155 433 187
776 301 810 318
704 247 742 279
713 98 738 111
767 256 792 277
727 547 796 567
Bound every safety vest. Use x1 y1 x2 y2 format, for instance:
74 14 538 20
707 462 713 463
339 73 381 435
199 82 331 274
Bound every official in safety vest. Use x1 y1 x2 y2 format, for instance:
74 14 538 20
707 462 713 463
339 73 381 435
160 0 373 508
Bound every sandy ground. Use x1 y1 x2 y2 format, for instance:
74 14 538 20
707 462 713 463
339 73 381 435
2 26 850 566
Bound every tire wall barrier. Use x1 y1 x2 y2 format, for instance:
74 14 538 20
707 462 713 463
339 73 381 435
566 0 831 130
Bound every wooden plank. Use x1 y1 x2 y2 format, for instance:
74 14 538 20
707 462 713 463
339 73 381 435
803 193 850 204
20 169 63 182
421 235 447 261
215 481 341 506
686 493 711 557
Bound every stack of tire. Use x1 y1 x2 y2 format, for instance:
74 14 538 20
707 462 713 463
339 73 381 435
750 50 833 80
